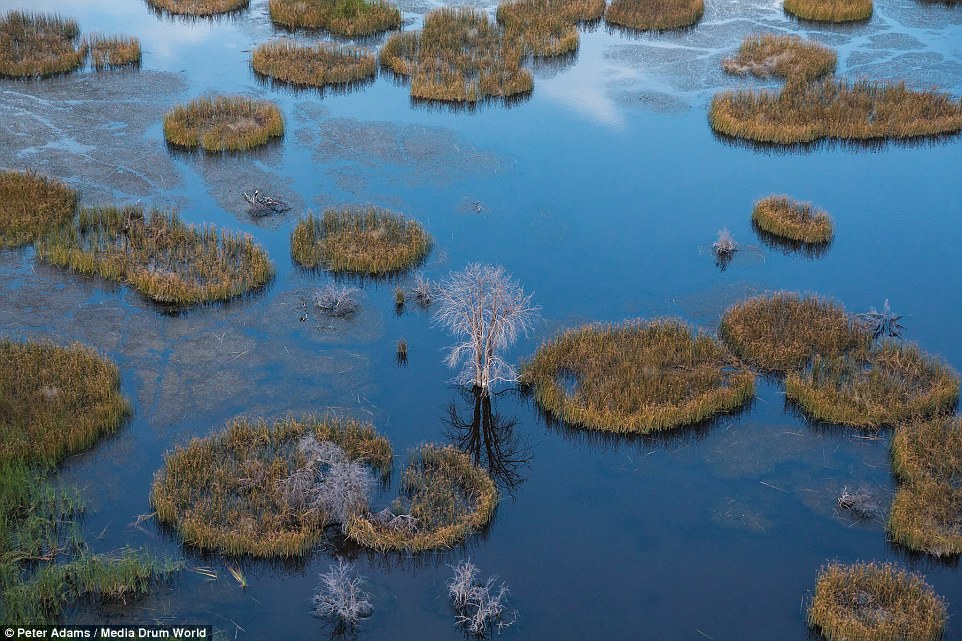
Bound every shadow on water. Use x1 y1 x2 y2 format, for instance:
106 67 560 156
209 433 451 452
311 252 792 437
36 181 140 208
752 221 833 259
709 127 962 154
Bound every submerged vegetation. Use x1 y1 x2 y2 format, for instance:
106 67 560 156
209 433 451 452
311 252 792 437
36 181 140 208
752 195 833 246
496 0 605 57
146 0 250 17
291 207 431 274
86 34 141 70
268 0 401 37
0 170 77 249
604 0 704 30
784 0 872 22
163 95 284 152
521 320 755 433
252 40 375 89
722 34 836 84
808 562 945 641
0 11 86 78
36 206 273 305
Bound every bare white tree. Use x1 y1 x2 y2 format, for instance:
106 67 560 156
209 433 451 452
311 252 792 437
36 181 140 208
434 264 538 393
313 559 373 626
447 560 513 637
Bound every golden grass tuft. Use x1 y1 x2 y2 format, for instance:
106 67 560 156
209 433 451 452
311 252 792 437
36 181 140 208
145 0 250 17
721 34 836 84
0 11 86 78
35 205 274 305
784 0 872 22
291 207 431 275
268 0 401 37
346 444 497 551
520 319 755 433
151 416 393 557
0 170 77 248
0 340 130 469
786 343 960 428
496 0 605 57
752 195 833 245
380 7 533 104
251 39 375 89
808 562 945 641
86 34 141 70
163 95 284 152
604 0 704 31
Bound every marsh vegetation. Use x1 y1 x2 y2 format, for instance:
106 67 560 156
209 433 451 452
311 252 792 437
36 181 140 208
448 560 513 637
268 0 401 37
145 0 250 17
163 95 284 152
0 11 86 78
604 0 704 31
251 40 375 89
752 195 833 249
784 0 872 22
721 34 836 84
496 0 605 57
86 34 141 70
0 170 77 249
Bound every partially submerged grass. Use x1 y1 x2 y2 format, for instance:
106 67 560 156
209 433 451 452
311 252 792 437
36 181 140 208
145 0 250 17
496 0 605 57
163 95 284 152
251 39 375 89
152 416 393 557
0 170 77 249
752 196 833 245
520 319 755 434
785 343 960 428
808 562 945 641
604 0 704 31
0 11 86 78
36 205 274 305
291 207 432 275
346 444 497 551
268 0 401 37
784 0 872 22
721 34 836 84
86 34 141 70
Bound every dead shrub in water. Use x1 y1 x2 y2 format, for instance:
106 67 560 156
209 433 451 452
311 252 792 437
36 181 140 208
784 0 872 22
785 342 959 428
520 319 755 434
808 562 945 641
0 170 76 248
836 487 880 520
752 195 833 245
496 0 605 58
604 0 703 31
268 0 401 37
151 416 392 557
314 283 362 318
0 11 86 78
291 207 431 275
448 560 513 636
722 34 836 84
251 39 375 89
312 560 373 626
145 0 249 17
163 95 284 152
719 293 868 372
86 34 140 70
36 206 273 305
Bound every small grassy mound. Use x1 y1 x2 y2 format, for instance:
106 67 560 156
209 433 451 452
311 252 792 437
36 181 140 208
268 0 401 37
808 562 945 641
145 0 250 17
252 39 375 89
380 7 533 104
496 0 605 57
784 0 872 22
291 207 432 275
86 34 140 70
0 11 86 78
0 170 77 249
786 343 960 428
346 444 497 551
520 319 755 434
152 416 393 557
752 196 833 245
604 0 703 31
721 34 837 84
36 206 273 305
720 293 868 373
163 95 284 152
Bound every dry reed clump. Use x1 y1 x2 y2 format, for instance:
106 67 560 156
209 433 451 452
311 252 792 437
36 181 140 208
808 562 945 641
291 207 432 275
719 293 867 372
346 444 498 552
0 340 129 469
785 343 960 428
151 416 393 557
35 206 274 305
752 196 833 245
520 319 755 434
604 0 703 31
268 0 401 37
86 34 140 70
0 11 86 78
888 415 962 556
251 39 375 89
380 8 533 104
721 34 837 84
784 0 872 22
496 0 605 58
163 95 284 152
145 0 250 17
0 170 77 248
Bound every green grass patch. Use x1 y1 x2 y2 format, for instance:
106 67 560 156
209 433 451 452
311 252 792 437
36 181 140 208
0 170 77 249
721 34 837 84
268 0 401 37
252 39 375 89
604 0 704 31
86 33 140 70
496 0 605 57
784 0 872 22
145 0 250 17
752 195 833 245
520 319 755 433
0 11 86 78
163 95 284 152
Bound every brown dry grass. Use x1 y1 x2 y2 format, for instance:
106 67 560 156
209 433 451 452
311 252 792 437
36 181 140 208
251 39 375 89
86 34 140 70
268 0 401 37
604 0 704 31
496 0 605 57
784 0 872 22
0 170 76 248
146 0 250 17
0 11 86 78
752 196 833 245
163 95 284 152
721 34 836 84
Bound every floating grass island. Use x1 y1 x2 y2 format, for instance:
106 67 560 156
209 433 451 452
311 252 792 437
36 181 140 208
0 170 77 249
604 0 704 31
163 95 284 152
808 562 945 641
35 206 274 305
0 11 86 78
785 343 960 428
87 34 141 70
520 319 755 434
252 39 375 89
751 196 833 245
784 0 872 22
496 0 605 57
145 0 250 17
291 207 432 275
151 416 393 557
721 34 836 84
346 444 498 551
268 0 401 37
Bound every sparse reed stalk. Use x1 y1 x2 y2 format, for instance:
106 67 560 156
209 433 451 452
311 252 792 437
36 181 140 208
252 39 375 89
0 170 77 248
496 0 605 57
604 0 703 31
146 0 250 17
0 11 86 78
268 0 401 37
163 95 284 152
784 0 872 22
86 33 141 70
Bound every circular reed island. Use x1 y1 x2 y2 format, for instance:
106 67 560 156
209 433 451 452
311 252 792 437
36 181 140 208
145 0 250 17
252 40 375 89
496 0 606 57
346 444 498 552
163 95 284 152
752 195 833 246
0 170 77 248
784 0 872 22
0 340 130 468
520 319 756 434
604 0 703 31
291 207 432 275
0 11 86 78
722 34 837 85
151 416 393 557
808 562 945 641
785 343 960 428
87 34 141 70
268 0 401 37
35 206 274 305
